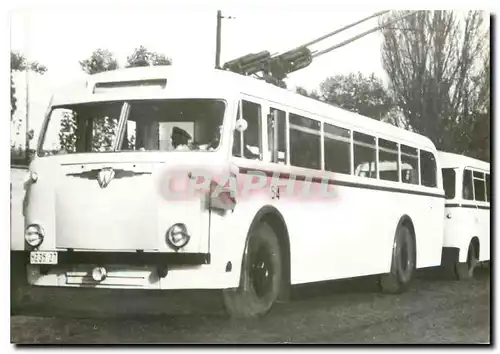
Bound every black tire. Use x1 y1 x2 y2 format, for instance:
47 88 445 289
454 241 479 280
222 222 282 318
379 224 416 294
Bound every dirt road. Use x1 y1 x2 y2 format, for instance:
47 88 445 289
11 267 490 344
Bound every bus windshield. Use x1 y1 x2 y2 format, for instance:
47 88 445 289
39 99 226 156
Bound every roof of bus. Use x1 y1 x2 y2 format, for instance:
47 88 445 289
438 151 490 171
52 66 436 150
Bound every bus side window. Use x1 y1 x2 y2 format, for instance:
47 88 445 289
473 170 486 202
378 138 399 182
420 150 437 187
232 100 262 160
442 168 456 199
462 169 473 200
267 108 287 165
324 123 351 175
486 173 490 202
289 113 321 170
353 131 377 178
401 145 419 184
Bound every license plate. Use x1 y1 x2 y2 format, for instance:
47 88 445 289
30 251 58 265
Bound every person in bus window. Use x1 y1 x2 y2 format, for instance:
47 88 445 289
171 126 192 151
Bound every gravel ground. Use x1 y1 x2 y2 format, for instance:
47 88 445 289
11 267 490 344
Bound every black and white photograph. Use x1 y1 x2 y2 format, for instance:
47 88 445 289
8 0 491 345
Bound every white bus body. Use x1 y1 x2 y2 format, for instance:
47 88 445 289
13 66 445 316
439 151 490 278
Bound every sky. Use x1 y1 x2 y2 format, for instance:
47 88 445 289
9 3 391 90
7 2 492 149
9 3 391 146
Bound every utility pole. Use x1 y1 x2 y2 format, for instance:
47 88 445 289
215 10 222 69
25 67 29 163
215 10 235 69
24 14 30 164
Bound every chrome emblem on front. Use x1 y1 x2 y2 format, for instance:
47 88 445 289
97 168 115 188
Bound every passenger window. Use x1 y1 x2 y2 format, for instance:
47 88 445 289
378 138 399 182
324 123 351 174
486 174 490 202
267 108 287 165
442 168 456 199
289 113 321 169
401 145 419 185
462 169 473 200
473 171 486 202
232 100 262 160
420 150 437 187
353 132 377 178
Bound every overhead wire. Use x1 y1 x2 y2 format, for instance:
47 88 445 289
312 10 420 59
273 10 390 58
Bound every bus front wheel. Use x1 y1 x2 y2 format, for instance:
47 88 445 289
222 222 282 318
379 224 416 294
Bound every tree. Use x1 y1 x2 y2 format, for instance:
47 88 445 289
126 46 172 67
59 47 172 152
79 48 118 75
467 51 490 161
10 51 47 119
62 49 122 152
295 86 321 100
381 10 489 156
295 73 395 123
319 73 394 121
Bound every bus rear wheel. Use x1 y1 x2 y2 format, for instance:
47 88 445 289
455 241 479 280
222 222 282 318
379 224 416 294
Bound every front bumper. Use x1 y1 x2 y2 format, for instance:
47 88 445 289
11 250 210 267
11 251 238 290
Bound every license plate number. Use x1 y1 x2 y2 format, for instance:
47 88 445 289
30 251 58 265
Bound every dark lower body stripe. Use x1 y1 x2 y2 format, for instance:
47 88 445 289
238 167 444 198
445 203 490 210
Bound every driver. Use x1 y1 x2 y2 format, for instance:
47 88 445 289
171 126 192 150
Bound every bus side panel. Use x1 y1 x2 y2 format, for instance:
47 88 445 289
443 207 477 262
222 175 446 287
283 183 396 284
415 195 444 268
284 184 444 284
478 207 490 261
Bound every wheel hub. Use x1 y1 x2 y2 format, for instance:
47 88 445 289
250 246 273 298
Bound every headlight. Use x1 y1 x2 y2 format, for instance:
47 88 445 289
92 267 107 282
25 224 44 247
166 223 190 250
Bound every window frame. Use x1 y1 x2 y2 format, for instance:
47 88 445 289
288 112 322 170
323 122 352 175
420 149 438 188
353 131 377 179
